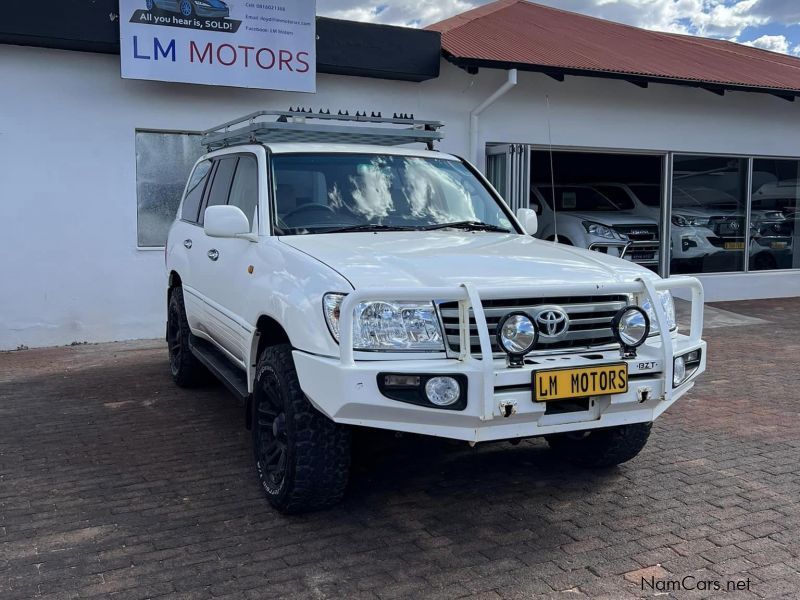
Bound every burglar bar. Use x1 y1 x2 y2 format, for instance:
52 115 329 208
202 109 444 150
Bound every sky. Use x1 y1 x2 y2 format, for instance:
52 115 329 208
316 0 800 56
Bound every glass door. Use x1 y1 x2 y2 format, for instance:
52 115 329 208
486 144 530 213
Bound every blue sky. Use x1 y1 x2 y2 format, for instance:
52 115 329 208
316 0 800 56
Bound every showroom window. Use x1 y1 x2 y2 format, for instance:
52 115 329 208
670 155 748 274
136 130 204 248
750 159 800 271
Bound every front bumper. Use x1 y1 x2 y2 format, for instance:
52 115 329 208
294 277 706 443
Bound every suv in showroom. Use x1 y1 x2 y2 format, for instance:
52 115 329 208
530 184 661 269
165 110 706 513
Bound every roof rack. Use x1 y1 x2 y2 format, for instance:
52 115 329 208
202 109 444 151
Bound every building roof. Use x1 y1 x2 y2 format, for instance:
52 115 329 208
428 0 800 99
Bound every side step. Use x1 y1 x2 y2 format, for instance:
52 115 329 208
189 335 250 402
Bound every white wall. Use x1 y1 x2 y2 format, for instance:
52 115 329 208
2 45 799 349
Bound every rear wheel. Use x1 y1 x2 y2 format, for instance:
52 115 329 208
166 287 206 387
179 0 195 17
546 423 652 468
252 344 351 513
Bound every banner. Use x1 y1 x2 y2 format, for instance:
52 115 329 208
120 0 316 92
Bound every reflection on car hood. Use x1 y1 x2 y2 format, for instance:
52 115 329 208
280 231 659 290
558 211 658 226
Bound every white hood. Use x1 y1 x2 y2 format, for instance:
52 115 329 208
280 231 659 290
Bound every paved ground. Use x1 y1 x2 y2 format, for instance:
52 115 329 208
1 298 800 599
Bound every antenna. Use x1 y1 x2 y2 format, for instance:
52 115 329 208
545 95 558 243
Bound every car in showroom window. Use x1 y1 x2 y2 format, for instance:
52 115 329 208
164 111 706 514
530 184 660 270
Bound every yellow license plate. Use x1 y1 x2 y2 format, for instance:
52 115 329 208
724 242 745 250
534 364 628 402
771 241 788 250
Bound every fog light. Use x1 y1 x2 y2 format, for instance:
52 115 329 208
673 355 687 387
612 306 650 350
424 376 461 406
497 312 538 367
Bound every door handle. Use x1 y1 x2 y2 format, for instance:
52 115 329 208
207 249 219 261
183 239 193 249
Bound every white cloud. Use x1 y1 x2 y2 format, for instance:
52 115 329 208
741 33 791 53
315 0 800 56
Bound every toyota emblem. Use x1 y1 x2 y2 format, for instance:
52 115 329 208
534 307 570 339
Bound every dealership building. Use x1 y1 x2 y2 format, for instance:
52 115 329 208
3 0 800 350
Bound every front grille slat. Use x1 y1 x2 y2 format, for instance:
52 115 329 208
438 295 627 356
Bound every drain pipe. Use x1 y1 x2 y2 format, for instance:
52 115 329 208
469 69 518 167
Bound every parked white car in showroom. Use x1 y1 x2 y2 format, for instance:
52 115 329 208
530 184 661 269
165 110 707 513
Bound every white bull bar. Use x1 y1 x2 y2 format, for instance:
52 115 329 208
338 277 704 421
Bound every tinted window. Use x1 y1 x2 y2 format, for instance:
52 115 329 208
181 159 212 223
201 157 238 224
228 155 259 229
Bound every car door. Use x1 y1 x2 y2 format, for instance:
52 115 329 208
172 158 213 333
191 155 238 354
211 153 262 361
192 154 258 364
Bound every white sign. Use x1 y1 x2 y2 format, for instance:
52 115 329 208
120 0 316 92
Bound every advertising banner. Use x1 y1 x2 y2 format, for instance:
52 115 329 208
120 0 316 92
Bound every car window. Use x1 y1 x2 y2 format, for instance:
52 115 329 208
536 186 634 212
201 157 238 225
228 155 259 229
271 154 514 235
181 160 212 223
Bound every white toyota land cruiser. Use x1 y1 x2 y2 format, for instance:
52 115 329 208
165 110 707 513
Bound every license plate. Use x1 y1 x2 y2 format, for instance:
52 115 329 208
724 241 745 250
771 241 788 250
533 364 628 402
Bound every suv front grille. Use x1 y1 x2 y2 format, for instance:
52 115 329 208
437 295 628 356
612 224 660 264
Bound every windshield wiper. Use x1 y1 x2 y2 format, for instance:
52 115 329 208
421 220 512 233
320 223 420 233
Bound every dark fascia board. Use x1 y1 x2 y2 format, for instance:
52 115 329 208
444 53 800 100
0 1 440 82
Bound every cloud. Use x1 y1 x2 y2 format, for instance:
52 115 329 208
741 33 790 53
316 0 800 56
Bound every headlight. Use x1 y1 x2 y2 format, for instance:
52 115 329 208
612 306 650 349
672 214 710 228
323 293 444 351
582 221 625 240
641 290 676 334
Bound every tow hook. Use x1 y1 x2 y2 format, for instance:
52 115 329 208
499 400 517 418
637 386 653 403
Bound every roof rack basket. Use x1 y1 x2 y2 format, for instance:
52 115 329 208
202 109 444 151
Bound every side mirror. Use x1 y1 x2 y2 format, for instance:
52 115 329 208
204 205 251 238
516 208 538 236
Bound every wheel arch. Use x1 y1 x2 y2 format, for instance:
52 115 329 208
245 314 292 429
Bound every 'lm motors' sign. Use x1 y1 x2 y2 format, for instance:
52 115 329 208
120 0 316 92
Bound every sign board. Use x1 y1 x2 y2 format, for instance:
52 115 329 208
119 0 316 92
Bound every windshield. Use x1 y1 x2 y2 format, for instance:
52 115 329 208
536 185 635 212
271 154 515 235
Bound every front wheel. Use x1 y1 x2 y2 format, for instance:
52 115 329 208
179 0 196 17
546 423 652 468
166 287 206 387
252 344 351 513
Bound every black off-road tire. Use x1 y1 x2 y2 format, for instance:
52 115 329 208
166 287 206 387
252 344 351 514
546 423 652 468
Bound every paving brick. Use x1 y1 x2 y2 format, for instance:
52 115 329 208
2 299 800 598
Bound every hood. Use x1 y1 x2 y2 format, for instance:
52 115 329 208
560 211 658 227
280 231 658 290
